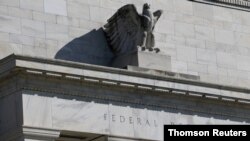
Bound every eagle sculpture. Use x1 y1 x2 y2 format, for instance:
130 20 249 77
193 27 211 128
103 3 163 56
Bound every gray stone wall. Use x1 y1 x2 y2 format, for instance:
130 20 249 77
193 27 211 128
1 0 250 87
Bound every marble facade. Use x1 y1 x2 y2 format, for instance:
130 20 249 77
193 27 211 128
1 55 250 141
1 0 250 140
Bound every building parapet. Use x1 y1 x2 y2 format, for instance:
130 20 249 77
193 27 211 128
1 54 250 105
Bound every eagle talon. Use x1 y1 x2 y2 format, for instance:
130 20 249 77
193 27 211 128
141 47 146 51
154 48 160 53
148 48 153 52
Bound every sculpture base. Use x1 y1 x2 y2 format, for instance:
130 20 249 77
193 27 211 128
111 51 171 71
137 51 171 71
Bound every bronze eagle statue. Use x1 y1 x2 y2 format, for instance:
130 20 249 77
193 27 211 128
103 3 163 56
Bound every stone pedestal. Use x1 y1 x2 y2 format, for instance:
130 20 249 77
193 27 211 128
111 51 171 71
137 51 171 71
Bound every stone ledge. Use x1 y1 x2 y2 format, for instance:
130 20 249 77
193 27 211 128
0 54 246 91
127 65 200 81
23 126 60 140
1 54 250 102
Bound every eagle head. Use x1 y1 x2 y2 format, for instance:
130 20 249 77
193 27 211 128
143 3 150 10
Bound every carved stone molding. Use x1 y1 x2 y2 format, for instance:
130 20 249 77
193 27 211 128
192 0 250 11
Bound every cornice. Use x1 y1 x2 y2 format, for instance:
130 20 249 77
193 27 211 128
14 71 250 121
1 55 250 121
1 54 250 104
1 54 250 94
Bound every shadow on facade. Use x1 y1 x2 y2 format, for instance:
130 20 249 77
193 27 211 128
0 93 24 140
55 28 115 67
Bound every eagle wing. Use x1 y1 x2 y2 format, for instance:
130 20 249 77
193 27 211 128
104 4 143 55
145 10 163 48
153 10 163 22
